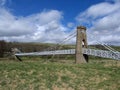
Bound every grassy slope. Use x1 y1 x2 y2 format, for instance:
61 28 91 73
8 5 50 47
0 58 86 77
0 59 120 90
1 44 120 90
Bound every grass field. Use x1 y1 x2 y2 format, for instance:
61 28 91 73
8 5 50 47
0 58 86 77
0 58 120 90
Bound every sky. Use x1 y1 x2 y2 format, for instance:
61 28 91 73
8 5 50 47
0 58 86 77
0 0 120 45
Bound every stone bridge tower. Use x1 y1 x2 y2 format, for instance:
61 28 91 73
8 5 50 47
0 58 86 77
76 26 88 63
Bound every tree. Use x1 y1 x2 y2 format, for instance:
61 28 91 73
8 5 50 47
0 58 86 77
0 40 6 57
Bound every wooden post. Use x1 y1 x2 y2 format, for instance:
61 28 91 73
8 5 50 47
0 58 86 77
75 26 88 64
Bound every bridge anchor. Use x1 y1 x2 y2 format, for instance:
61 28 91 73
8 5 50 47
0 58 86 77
76 26 88 63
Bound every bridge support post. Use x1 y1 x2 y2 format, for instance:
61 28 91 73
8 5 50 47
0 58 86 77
76 26 88 64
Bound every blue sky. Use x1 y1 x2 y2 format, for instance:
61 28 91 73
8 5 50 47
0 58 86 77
0 0 120 45
6 0 104 23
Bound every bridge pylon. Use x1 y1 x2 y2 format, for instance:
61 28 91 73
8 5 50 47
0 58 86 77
76 26 88 64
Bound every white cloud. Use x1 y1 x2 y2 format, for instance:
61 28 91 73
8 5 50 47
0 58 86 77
0 8 36 36
87 2 119 18
105 0 120 2
76 0 120 45
67 22 74 28
0 7 74 43
0 0 6 6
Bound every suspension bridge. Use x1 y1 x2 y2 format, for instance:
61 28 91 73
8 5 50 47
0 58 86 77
15 26 120 63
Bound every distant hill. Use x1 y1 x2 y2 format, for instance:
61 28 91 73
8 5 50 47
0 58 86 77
5 42 75 53
1 40 120 54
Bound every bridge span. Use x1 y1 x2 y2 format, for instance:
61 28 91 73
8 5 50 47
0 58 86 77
14 26 120 63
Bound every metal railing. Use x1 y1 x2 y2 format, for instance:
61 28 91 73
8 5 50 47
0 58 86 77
15 48 120 60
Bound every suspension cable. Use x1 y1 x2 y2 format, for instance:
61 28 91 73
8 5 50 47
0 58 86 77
44 30 76 51
89 34 119 53
52 32 76 51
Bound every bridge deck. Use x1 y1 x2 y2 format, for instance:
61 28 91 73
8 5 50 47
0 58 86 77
15 48 120 60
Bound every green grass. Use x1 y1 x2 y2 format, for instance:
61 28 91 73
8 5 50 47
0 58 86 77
0 59 120 90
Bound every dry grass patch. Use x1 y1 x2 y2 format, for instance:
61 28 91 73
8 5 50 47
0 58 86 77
0 60 120 90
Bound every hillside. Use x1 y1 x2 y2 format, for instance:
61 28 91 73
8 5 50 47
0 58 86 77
0 59 120 90
5 42 120 52
0 42 120 89
5 42 75 52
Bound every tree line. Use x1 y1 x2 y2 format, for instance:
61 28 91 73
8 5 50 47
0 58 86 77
0 40 74 58
1 40 116 58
